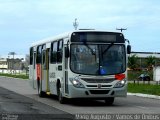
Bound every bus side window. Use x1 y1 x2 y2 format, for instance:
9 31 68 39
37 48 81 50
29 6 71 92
50 42 57 63
42 44 46 65
57 40 63 63
36 45 42 64
30 47 33 65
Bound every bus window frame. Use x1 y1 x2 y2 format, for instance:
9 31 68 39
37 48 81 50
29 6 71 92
36 45 42 64
50 41 58 64
30 47 33 65
57 40 63 63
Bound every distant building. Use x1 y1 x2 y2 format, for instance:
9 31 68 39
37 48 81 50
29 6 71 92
129 52 160 70
131 52 160 58
0 58 8 69
0 55 25 73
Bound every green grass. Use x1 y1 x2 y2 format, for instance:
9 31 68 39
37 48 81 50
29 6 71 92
128 83 160 96
128 70 153 81
0 73 29 80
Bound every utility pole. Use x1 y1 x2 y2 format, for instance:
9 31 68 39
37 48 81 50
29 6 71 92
8 52 16 74
73 18 79 30
116 28 127 32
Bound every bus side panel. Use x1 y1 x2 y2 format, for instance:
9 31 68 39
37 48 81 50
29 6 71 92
33 52 37 89
49 64 58 95
29 65 34 88
29 48 37 89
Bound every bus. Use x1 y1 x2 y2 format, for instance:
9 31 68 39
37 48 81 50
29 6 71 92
29 30 131 105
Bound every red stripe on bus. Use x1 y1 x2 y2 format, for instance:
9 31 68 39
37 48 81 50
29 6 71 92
36 64 41 80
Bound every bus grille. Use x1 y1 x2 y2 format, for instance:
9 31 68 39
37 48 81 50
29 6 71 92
89 90 110 94
81 78 115 83
86 85 112 88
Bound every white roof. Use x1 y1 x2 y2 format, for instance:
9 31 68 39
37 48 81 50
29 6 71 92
131 52 160 58
31 30 122 47
31 32 71 47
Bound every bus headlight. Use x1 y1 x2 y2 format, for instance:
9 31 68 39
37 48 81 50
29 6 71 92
114 79 126 88
70 77 85 88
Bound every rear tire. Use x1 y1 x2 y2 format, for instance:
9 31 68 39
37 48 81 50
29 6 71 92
104 97 114 105
37 80 45 97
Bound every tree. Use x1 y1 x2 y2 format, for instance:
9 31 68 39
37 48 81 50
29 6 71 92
146 56 156 70
128 54 138 70
25 54 29 67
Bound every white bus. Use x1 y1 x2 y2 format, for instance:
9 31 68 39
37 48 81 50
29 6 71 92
29 30 131 105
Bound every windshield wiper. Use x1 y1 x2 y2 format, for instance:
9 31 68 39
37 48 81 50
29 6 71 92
102 43 114 55
83 42 95 55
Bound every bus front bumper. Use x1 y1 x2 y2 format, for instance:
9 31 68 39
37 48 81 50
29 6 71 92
66 85 127 99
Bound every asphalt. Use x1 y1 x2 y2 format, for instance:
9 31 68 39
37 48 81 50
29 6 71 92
0 76 160 116
0 86 74 120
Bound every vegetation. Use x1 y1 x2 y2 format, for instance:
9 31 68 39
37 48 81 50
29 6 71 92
128 54 138 70
128 83 160 96
127 54 156 81
146 56 156 69
128 54 159 71
0 73 29 79
128 70 153 81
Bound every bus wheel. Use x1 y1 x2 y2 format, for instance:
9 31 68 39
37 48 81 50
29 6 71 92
37 80 45 97
57 85 66 104
104 97 114 105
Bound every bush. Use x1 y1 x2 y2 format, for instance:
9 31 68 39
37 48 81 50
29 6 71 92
0 73 29 79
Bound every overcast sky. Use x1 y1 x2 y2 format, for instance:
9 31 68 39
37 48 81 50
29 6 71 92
0 0 160 55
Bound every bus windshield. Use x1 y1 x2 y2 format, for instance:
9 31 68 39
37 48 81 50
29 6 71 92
70 44 126 75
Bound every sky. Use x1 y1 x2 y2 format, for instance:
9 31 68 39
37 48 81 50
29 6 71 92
0 0 160 56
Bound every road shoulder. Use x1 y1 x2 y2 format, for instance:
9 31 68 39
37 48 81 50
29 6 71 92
127 93 160 100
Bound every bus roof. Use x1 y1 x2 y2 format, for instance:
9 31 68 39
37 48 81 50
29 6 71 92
31 31 71 47
31 30 122 47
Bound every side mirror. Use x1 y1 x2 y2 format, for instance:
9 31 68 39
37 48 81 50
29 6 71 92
127 45 131 54
65 47 69 58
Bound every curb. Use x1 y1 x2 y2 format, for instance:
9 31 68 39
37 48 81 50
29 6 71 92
127 93 160 100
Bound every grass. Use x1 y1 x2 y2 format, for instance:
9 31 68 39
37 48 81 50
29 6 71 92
127 70 160 96
0 73 29 80
128 83 160 96
128 70 153 81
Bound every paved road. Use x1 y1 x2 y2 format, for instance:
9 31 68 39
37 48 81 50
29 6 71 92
0 77 73 120
0 76 160 118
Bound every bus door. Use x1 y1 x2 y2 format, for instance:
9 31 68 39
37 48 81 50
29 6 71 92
42 47 50 93
63 43 69 94
33 51 36 89
29 47 36 89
